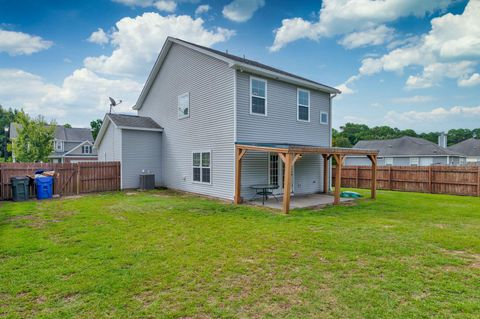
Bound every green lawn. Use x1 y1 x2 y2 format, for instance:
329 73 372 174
1 189 479 318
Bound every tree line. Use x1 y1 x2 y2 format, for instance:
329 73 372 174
333 123 480 148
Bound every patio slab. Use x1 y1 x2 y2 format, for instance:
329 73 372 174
249 193 355 210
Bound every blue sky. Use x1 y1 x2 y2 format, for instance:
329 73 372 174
0 0 479 132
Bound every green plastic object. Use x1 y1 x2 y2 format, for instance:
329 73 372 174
11 176 30 201
340 191 362 198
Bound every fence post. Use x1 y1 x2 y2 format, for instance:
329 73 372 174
76 163 81 195
355 166 359 188
388 166 392 190
477 166 480 197
428 165 433 193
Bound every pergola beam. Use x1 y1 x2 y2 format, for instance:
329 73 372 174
333 154 345 205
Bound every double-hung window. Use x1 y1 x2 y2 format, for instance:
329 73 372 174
297 89 310 122
54 140 64 152
193 151 211 184
178 92 190 119
82 145 92 154
250 77 267 115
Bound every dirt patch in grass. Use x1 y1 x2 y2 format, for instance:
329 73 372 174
441 249 480 269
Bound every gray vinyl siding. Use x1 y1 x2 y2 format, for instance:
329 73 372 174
345 156 457 166
137 43 235 200
97 121 122 162
121 129 162 189
236 71 330 198
65 142 97 156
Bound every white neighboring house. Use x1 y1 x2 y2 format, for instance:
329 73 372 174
9 124 98 163
449 138 480 164
345 136 466 166
94 37 343 197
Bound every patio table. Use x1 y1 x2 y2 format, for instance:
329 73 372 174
250 184 279 205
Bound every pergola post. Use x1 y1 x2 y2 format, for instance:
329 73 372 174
282 153 293 214
333 154 344 205
368 154 377 199
322 154 331 194
234 147 247 204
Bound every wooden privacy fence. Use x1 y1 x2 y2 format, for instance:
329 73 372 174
0 161 120 200
333 165 480 197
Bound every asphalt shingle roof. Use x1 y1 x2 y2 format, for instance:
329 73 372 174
107 113 162 130
448 138 480 156
354 136 463 157
173 38 339 92
9 123 93 142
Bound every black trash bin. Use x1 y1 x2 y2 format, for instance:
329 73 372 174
11 176 30 201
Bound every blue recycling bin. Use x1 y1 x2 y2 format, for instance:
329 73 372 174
35 176 53 200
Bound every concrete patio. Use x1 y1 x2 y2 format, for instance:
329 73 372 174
248 193 355 210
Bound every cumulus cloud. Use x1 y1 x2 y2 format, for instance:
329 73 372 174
0 29 53 56
270 0 452 51
222 0 265 22
195 4 210 16
338 25 395 49
87 28 110 45
385 105 480 125
154 0 177 12
0 68 142 125
84 13 235 78
458 73 480 87
340 1 480 93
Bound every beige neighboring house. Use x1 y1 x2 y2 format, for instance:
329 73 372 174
9 123 98 163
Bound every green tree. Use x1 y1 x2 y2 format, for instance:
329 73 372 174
63 123 72 128
90 119 103 140
12 112 56 163
447 128 473 145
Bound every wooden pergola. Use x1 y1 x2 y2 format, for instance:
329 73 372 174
234 142 379 213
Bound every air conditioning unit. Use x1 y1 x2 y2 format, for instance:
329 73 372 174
139 173 155 190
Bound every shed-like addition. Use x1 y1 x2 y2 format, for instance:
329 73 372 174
94 113 163 189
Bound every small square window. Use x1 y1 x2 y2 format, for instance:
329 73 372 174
320 112 329 125
178 92 190 119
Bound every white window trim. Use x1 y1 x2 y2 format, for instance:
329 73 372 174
320 111 329 125
297 88 310 122
82 145 92 154
385 157 393 166
410 157 419 166
54 140 64 152
192 150 212 185
250 76 267 116
178 92 190 120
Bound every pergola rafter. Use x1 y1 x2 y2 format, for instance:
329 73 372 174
234 142 379 213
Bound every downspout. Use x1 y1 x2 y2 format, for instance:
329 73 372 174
233 68 238 201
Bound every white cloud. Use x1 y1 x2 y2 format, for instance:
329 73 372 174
0 68 142 125
270 0 452 51
84 12 235 78
335 75 360 95
195 4 210 16
87 28 110 45
154 0 177 12
405 61 476 89
338 25 395 49
222 0 265 22
112 0 157 7
385 105 480 125
342 1 480 93
0 29 52 56
458 73 480 87
391 95 434 104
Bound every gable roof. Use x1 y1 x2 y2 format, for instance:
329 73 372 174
353 136 464 157
93 113 163 149
448 138 480 156
133 37 340 110
9 123 93 142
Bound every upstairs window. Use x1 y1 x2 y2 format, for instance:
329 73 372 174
54 140 63 152
297 89 310 122
193 151 211 184
250 77 267 115
320 112 329 125
82 145 92 154
178 92 190 119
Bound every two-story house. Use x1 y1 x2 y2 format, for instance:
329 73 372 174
94 37 377 211
10 124 97 163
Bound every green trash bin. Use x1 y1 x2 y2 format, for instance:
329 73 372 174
11 176 30 201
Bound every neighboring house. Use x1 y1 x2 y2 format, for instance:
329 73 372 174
449 138 480 163
10 123 97 163
345 136 466 166
94 37 342 198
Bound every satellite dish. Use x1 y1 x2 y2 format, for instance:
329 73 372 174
108 97 123 113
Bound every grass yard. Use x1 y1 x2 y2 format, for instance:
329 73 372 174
1 189 479 318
